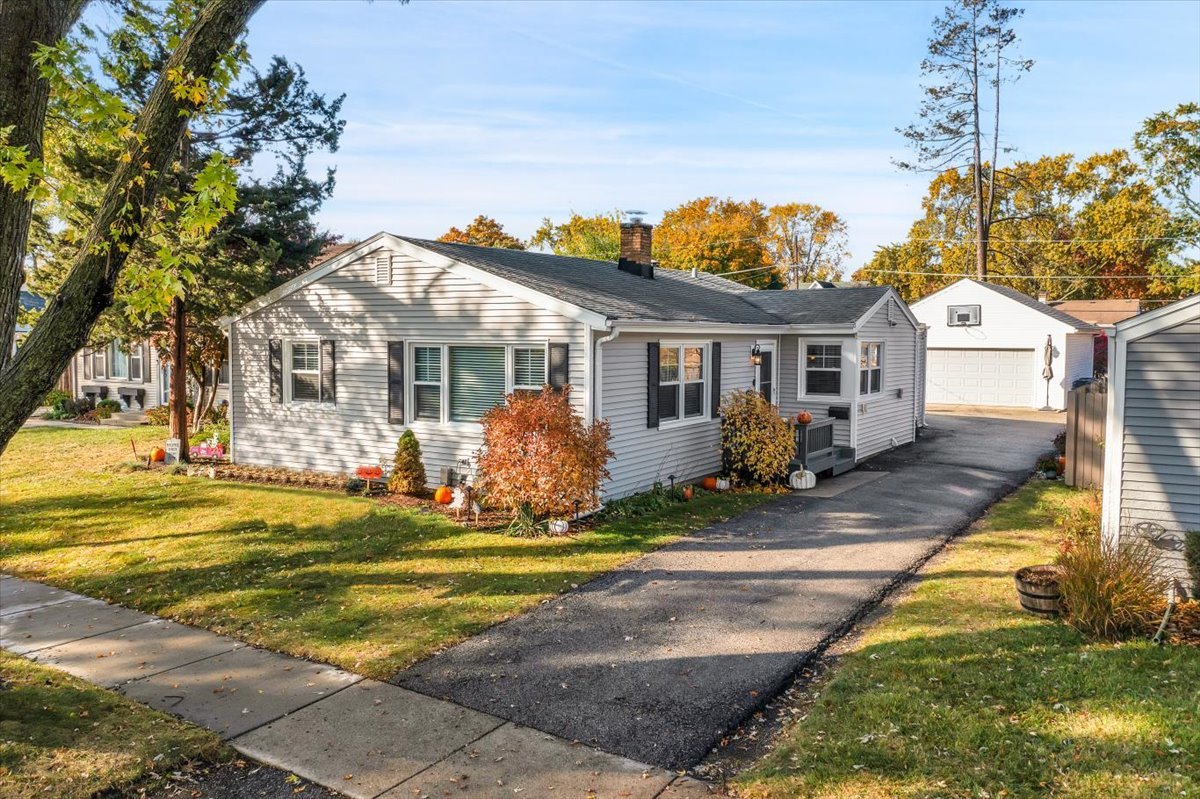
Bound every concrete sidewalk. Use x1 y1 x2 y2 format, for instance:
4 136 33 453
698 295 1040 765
0 575 713 799
395 411 1064 769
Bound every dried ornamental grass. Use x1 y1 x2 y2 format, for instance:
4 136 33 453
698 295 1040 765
1057 532 1167 640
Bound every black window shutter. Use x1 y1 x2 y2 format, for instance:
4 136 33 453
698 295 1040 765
143 342 153 383
549 343 570 390
320 340 336 403
710 341 722 418
388 341 405 424
646 342 659 428
269 339 283 403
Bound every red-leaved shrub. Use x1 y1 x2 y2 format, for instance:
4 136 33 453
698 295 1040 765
476 387 612 522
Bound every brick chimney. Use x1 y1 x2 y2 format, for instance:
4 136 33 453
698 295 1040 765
618 217 654 280
1037 290 1050 304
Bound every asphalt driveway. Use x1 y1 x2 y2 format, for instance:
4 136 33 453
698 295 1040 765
395 410 1064 770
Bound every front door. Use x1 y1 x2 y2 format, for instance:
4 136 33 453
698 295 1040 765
756 344 775 405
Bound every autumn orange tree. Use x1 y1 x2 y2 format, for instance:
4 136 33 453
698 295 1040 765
476 386 612 533
438 215 525 249
655 197 781 288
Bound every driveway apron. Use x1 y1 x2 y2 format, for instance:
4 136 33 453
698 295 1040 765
394 411 1063 769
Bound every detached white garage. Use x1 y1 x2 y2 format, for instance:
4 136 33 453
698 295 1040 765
912 279 1099 411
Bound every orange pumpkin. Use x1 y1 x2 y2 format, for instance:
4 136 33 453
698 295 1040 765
149 447 166 463
682 485 694 501
434 485 454 504
796 410 813 425
1057 456 1066 473
701 476 718 491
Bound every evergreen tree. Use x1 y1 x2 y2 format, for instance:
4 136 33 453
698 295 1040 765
389 430 427 495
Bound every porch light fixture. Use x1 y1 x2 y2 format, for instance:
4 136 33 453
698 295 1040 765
750 344 763 366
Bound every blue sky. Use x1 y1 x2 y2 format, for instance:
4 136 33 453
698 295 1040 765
235 0 1198 267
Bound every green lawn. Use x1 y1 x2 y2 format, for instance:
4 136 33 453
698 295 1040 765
734 481 1199 799
1 426 773 680
0 651 223 799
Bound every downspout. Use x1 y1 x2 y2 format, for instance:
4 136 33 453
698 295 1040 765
593 323 620 423
227 322 235 463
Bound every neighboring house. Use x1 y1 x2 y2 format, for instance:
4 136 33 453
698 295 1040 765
70 339 229 411
1050 298 1143 329
13 289 44 354
1100 294 1200 592
222 221 924 499
911 278 1098 411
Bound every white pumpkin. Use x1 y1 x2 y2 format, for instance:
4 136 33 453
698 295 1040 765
548 519 570 534
715 478 730 491
789 470 817 490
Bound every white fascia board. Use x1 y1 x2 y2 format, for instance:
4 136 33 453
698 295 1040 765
1112 293 1200 341
853 288 919 333
220 232 392 327
387 236 610 329
612 320 854 336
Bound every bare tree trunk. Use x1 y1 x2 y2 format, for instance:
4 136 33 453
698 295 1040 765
0 0 86 367
970 6 987 281
170 296 189 457
0 0 263 455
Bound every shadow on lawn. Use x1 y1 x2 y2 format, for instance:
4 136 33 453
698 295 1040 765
749 605 1199 797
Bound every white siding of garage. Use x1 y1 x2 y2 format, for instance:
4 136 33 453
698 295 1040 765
926 348 1035 407
855 298 919 459
230 249 586 483
598 331 761 499
1116 318 1200 582
912 280 1089 410
1064 333 1096 388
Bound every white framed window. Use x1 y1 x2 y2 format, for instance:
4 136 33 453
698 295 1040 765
803 342 842 396
288 340 321 403
413 345 443 421
109 341 129 379
859 342 883 395
512 347 547 391
658 342 708 425
410 343 548 425
129 344 143 381
94 348 106 378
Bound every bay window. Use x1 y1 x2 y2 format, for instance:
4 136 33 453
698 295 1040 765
804 343 842 396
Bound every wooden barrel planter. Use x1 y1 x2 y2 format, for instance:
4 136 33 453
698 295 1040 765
1014 564 1062 617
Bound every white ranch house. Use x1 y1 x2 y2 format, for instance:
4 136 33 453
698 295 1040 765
222 222 925 499
912 278 1098 411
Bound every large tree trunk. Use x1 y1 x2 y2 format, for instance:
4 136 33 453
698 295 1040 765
0 0 86 368
169 296 189 454
0 0 263 455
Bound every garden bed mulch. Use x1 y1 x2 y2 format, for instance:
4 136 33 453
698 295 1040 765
1150 597 1200 646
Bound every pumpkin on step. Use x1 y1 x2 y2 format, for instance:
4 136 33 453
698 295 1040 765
789 470 817 490
796 409 813 425
701 476 718 491
433 485 454 504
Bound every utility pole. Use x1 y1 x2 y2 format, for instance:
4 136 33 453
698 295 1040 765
170 295 189 460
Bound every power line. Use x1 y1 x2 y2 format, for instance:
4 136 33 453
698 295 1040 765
860 268 1197 280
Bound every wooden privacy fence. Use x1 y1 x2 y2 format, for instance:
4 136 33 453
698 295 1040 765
1065 383 1107 488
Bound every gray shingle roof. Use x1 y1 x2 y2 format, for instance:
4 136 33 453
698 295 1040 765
399 237 783 325
973 281 1098 332
743 286 891 325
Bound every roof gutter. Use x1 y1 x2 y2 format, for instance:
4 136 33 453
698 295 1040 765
610 319 856 336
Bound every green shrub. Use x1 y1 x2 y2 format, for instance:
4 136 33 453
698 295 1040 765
598 484 688 520
145 406 170 425
720 390 793 486
45 397 93 420
1185 531 1200 600
43 389 71 408
1057 532 1166 640
97 399 122 412
388 429 426 495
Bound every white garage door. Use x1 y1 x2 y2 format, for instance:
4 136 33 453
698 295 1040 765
926 348 1034 407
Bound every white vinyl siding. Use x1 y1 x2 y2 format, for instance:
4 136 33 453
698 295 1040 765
599 332 761 499
230 249 585 483
778 335 853 448
855 299 918 460
1117 318 1200 582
